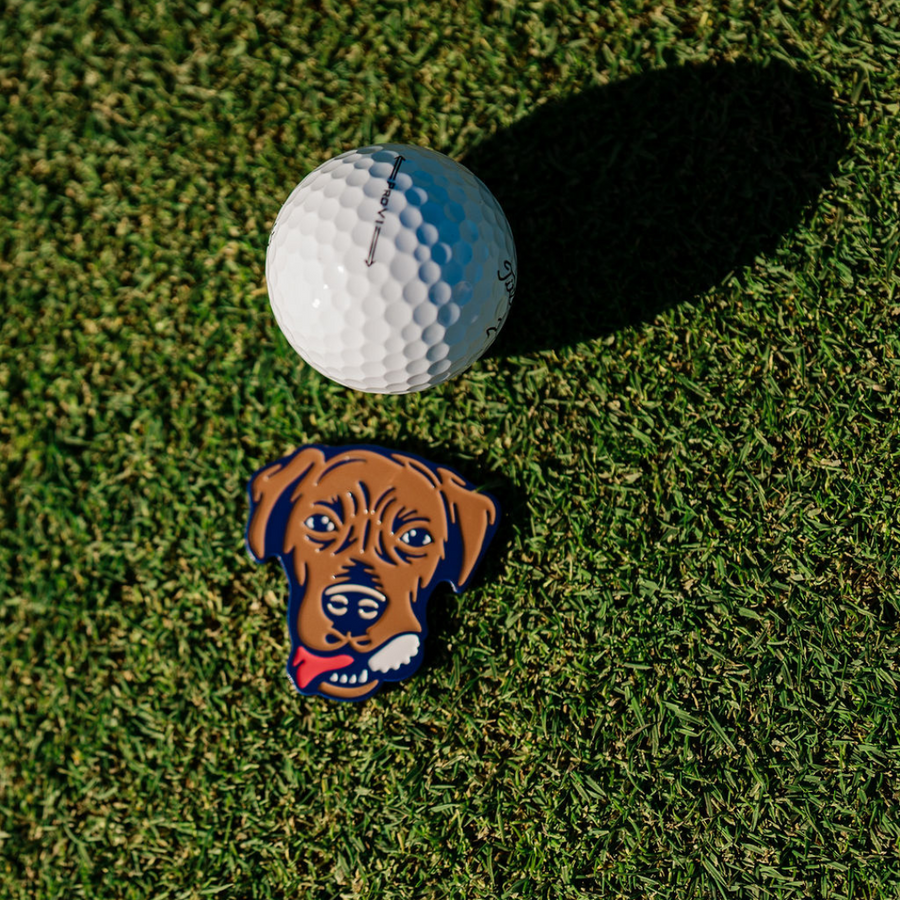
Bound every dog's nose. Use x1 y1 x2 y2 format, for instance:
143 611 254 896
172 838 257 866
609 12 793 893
322 583 387 638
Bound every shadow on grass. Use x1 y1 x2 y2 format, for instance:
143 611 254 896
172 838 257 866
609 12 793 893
463 58 847 355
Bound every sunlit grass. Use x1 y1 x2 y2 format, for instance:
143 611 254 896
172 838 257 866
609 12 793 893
1 1 899 897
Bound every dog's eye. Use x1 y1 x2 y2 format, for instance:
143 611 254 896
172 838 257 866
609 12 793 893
399 528 432 547
304 514 336 533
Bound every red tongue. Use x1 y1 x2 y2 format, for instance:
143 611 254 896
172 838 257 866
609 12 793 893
292 645 354 689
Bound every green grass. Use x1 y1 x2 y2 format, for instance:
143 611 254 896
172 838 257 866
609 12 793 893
2 0 899 897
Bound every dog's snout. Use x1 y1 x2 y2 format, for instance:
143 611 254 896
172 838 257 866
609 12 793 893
322 582 387 637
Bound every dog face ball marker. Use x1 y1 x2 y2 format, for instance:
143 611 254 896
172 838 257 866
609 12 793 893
246 445 501 701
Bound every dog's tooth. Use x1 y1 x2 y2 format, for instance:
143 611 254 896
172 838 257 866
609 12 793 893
339 674 348 684
360 669 368 683
349 674 357 684
330 673 338 682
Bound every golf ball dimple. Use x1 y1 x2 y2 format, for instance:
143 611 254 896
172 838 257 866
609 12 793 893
266 143 517 394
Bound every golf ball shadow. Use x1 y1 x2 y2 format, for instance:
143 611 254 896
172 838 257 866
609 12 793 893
463 58 847 356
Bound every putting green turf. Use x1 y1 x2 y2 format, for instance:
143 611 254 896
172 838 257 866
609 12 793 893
2 1 899 897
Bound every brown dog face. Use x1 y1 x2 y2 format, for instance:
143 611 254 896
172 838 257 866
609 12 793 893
246 445 500 701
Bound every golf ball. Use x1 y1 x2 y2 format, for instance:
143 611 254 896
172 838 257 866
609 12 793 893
265 144 517 394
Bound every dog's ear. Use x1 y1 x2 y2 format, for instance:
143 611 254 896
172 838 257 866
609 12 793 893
437 468 500 590
247 446 327 560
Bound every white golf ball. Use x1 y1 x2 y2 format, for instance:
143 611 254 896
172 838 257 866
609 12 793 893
265 144 517 394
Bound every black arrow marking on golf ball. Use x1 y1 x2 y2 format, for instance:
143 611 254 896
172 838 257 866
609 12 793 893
365 155 405 267
365 226 382 268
